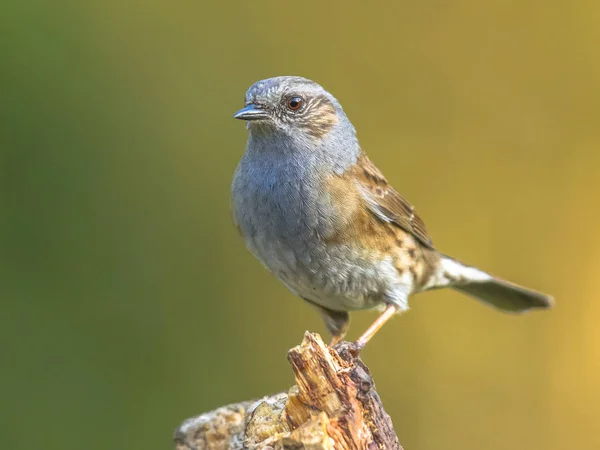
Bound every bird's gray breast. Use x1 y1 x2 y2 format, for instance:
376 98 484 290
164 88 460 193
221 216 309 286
232 149 390 311
232 151 324 273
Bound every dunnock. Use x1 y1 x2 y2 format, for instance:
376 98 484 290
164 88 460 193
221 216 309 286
231 76 552 348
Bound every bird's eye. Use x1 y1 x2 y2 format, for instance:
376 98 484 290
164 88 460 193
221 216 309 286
287 96 304 111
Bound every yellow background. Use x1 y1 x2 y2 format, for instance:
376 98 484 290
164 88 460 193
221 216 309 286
2 1 599 449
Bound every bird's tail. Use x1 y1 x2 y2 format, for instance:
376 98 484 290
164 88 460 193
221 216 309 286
437 255 553 313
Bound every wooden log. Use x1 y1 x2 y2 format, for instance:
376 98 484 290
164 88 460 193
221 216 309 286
174 332 402 450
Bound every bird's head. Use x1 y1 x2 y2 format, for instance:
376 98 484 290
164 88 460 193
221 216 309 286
234 76 354 141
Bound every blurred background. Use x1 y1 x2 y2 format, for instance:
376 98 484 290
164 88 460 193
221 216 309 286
2 0 599 449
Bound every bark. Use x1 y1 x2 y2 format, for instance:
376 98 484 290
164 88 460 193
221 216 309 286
174 332 402 450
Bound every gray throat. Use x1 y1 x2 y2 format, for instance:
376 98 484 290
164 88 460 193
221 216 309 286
245 116 361 176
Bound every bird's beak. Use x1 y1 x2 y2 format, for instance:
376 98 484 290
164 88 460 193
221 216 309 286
233 104 269 121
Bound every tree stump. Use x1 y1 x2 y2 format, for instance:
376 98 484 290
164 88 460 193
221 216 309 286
174 332 402 449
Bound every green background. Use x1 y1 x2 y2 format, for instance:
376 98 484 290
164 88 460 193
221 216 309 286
2 1 598 449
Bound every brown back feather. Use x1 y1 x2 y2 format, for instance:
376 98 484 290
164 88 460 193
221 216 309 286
351 154 434 249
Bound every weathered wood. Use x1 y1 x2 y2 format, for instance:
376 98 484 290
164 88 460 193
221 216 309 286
174 332 402 450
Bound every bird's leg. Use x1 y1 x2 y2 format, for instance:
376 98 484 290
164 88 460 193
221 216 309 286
322 309 350 347
329 335 343 347
303 298 350 347
355 304 399 349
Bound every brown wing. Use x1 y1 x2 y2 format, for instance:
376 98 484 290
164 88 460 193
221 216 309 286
352 154 434 249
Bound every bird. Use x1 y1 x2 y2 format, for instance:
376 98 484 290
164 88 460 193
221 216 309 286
231 76 552 350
